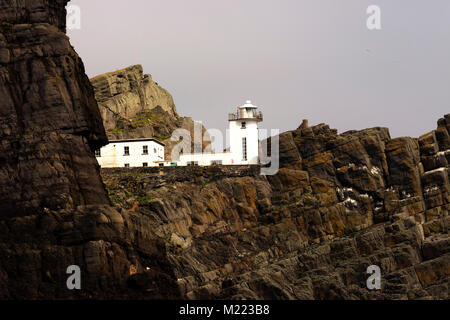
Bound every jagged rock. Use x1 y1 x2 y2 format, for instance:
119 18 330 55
0 0 68 32
436 115 450 151
90 65 210 159
91 65 178 129
0 205 181 299
100 113 449 300
273 131 302 169
0 0 181 299
101 127 449 299
0 0 109 216
386 137 422 198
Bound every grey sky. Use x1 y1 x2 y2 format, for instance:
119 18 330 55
68 0 450 139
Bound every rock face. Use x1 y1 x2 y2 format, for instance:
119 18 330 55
0 0 68 32
90 65 210 159
0 0 109 216
0 0 180 299
91 65 178 131
101 115 449 300
0 0 448 300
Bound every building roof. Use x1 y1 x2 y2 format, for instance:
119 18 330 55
108 138 165 146
238 100 259 109
229 100 263 122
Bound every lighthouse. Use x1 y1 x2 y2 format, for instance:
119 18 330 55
156 100 264 167
228 100 263 165
96 100 264 167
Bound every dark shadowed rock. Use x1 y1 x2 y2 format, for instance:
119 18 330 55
0 0 181 299
0 0 109 216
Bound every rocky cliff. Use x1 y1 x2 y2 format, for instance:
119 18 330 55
0 0 448 300
100 115 449 300
0 0 180 299
90 65 209 159
0 0 109 217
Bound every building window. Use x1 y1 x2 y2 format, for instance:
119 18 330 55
159 163 164 167
143 145 148 155
124 163 130 168
124 146 130 156
242 137 247 161
95 149 101 157
241 122 246 129
154 148 157 154
187 161 199 166
211 160 222 165
194 143 202 153
143 163 148 167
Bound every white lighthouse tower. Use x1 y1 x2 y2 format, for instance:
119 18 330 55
228 100 263 165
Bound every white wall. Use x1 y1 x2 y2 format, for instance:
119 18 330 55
179 152 235 166
176 119 260 166
229 120 260 165
96 140 164 168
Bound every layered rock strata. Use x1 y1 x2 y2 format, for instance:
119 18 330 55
100 115 449 299
0 0 180 299
0 0 109 216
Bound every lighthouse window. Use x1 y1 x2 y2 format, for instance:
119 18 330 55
143 145 148 155
242 137 247 161
241 122 246 129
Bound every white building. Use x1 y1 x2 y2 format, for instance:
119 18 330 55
96 138 165 168
96 100 263 168
178 100 263 166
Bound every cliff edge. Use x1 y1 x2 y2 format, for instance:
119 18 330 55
0 0 109 216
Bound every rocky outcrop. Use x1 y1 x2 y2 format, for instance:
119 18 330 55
0 205 181 299
90 65 209 159
0 0 68 32
0 0 110 217
91 65 177 131
101 115 449 300
0 0 181 299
